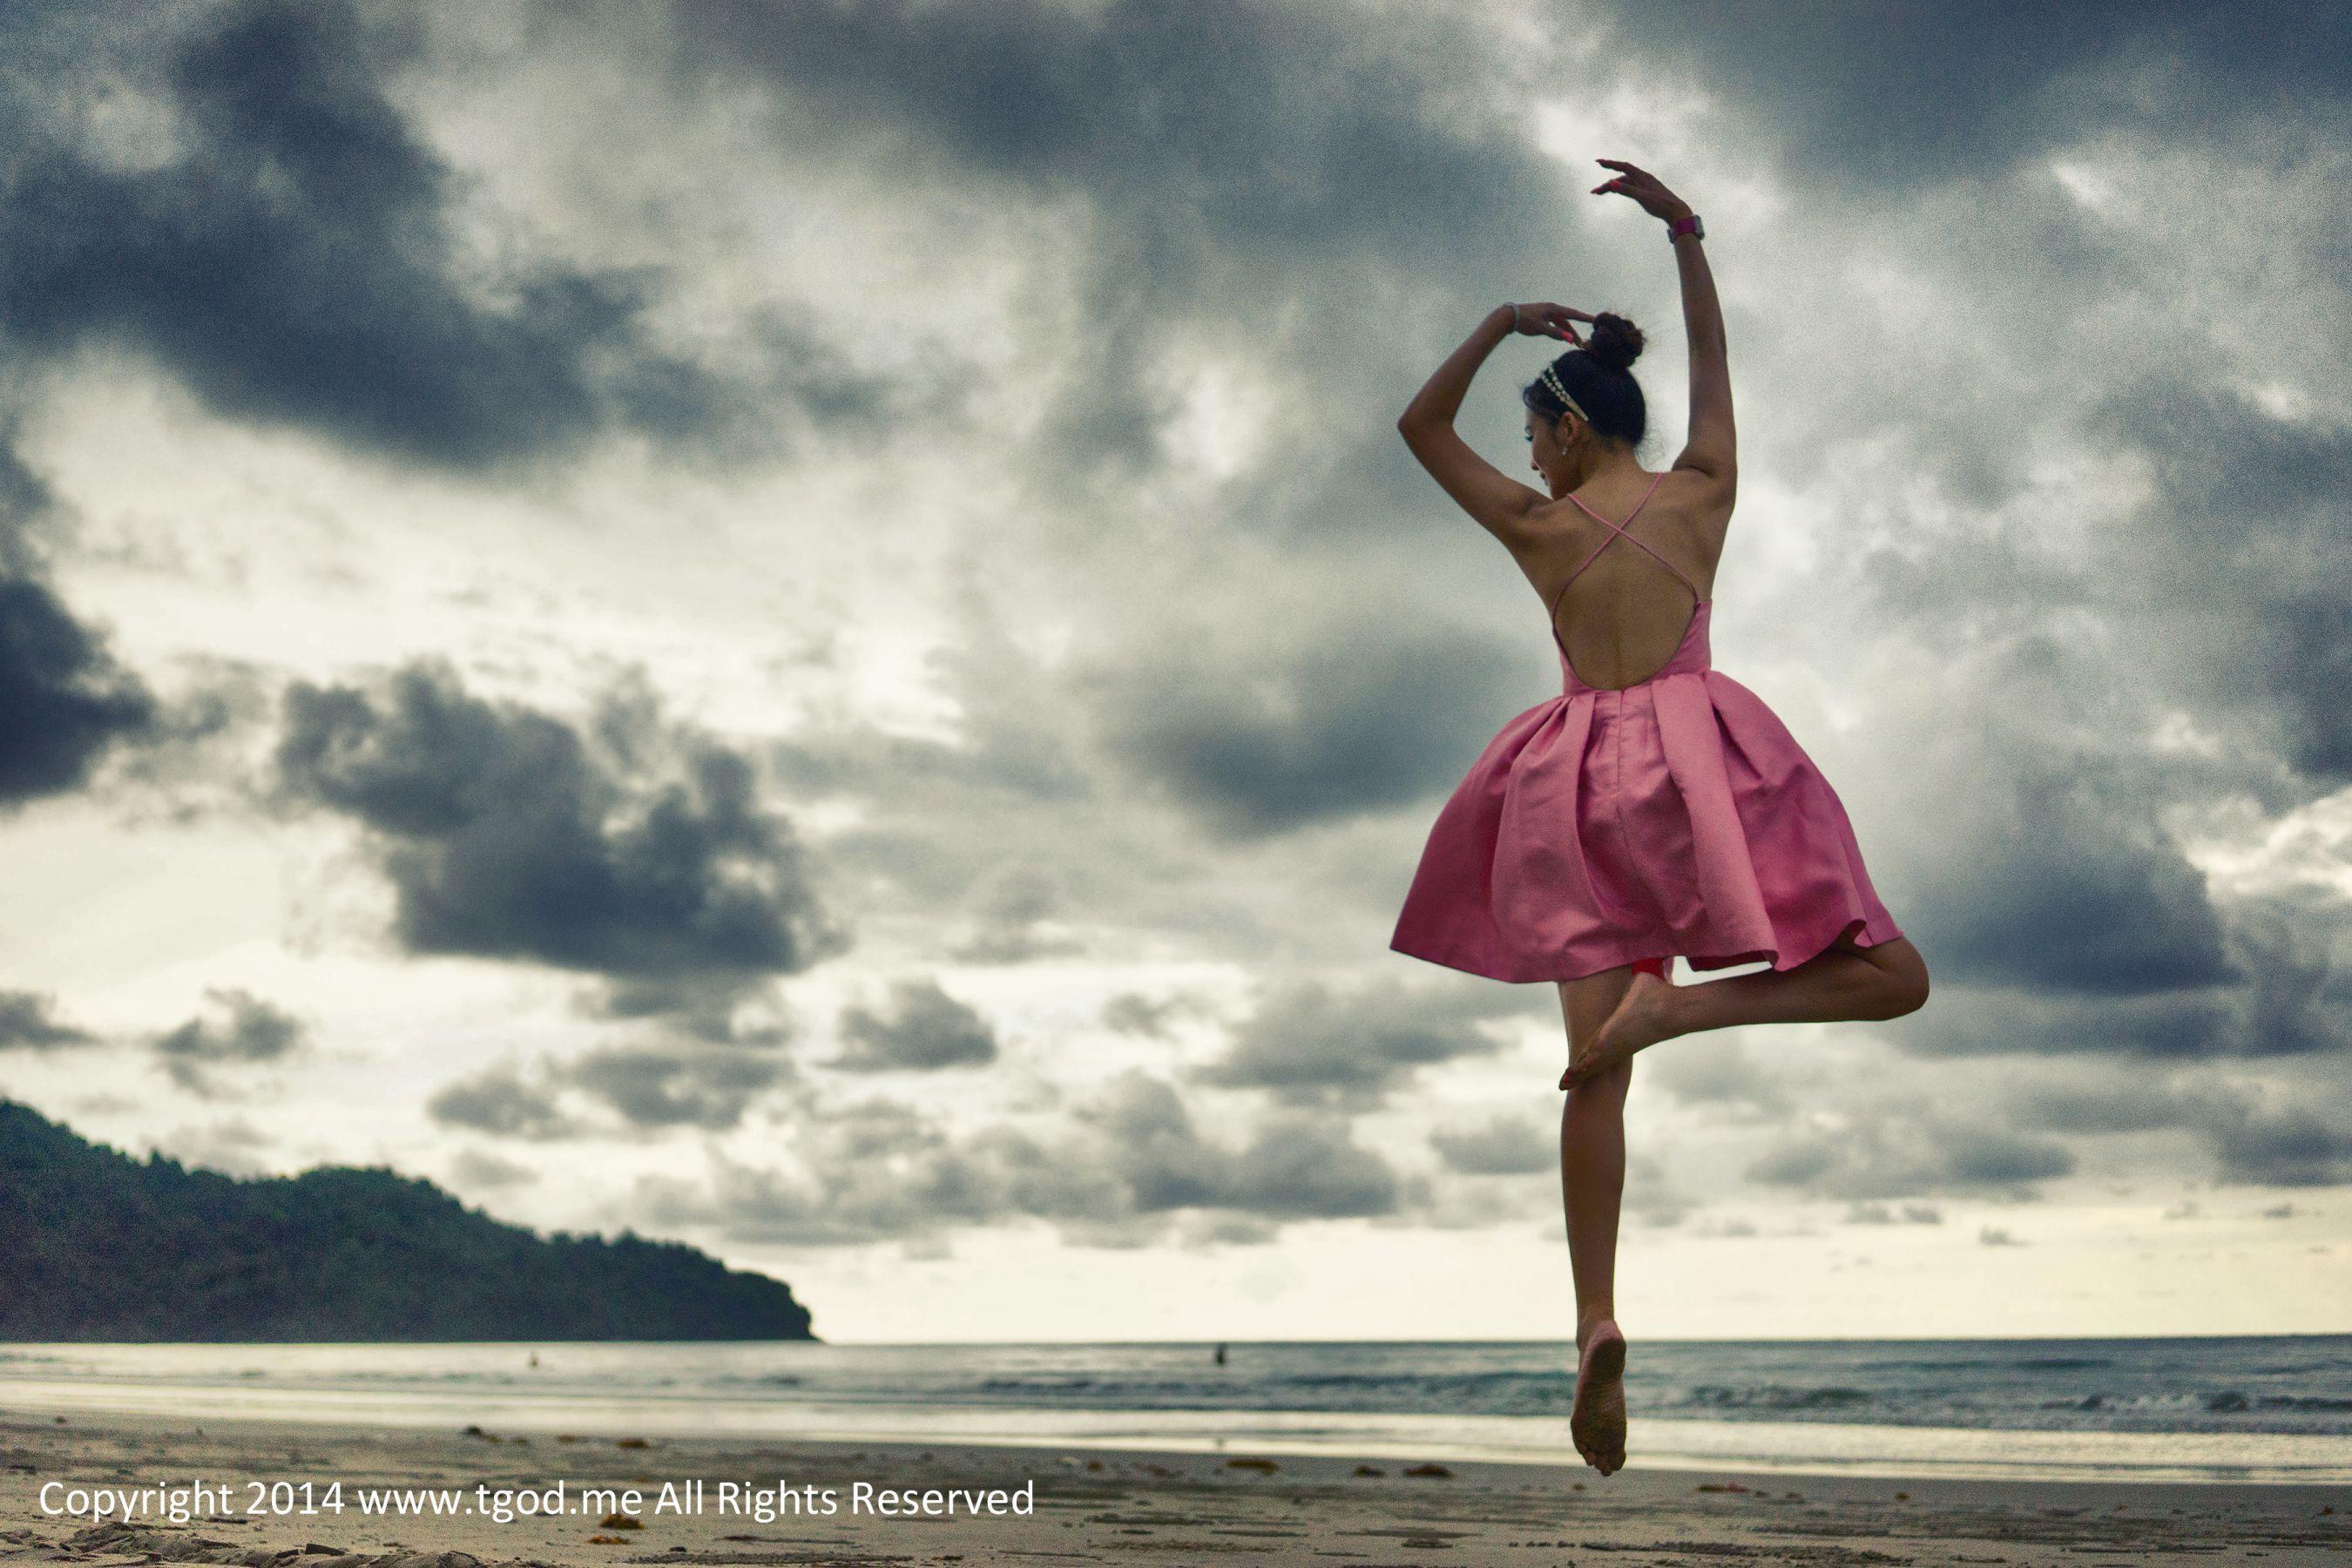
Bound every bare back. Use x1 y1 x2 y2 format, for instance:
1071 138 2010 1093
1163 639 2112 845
1517 468 1729 690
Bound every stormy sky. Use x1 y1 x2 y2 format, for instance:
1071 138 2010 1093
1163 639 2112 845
3 0 2347 1342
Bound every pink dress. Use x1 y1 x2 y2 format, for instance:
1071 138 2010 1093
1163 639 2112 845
1390 472 1903 983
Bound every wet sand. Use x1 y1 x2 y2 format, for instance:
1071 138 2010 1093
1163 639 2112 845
3 1405 2346 1566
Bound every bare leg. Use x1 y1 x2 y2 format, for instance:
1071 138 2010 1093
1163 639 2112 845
1558 966 1639 1476
1562 936 1930 1091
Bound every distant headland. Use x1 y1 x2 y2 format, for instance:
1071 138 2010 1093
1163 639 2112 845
0 1098 816 1342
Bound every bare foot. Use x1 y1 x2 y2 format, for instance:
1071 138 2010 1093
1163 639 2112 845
1571 1318 1627 1475
1559 969 1683 1091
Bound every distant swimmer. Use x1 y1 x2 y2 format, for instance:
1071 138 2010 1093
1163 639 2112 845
1213 1343 1227 1366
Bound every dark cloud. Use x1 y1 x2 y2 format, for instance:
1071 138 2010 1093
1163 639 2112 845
1843 1202 1943 1226
2254 597 2352 783
1867 636 2240 1000
1219 1114 1402 1220
2193 1094 2352 1189
1624 1150 1695 1229
1605 3 2352 190
1643 1040 1793 1121
673 0 1565 296
1915 754 2237 996
446 1146 538 1190
0 448 161 808
0 576 160 808
578 978 794 1048
1897 894 2352 1061
1076 617 1532 839
429 1040 786 1139
1429 1115 1551 1177
269 658 849 1004
0 444 50 577
0 989 98 1051
2005 1072 2212 1137
1084 1072 1404 1220
1195 975 1524 1108
1993 1062 2352 1189
1175 1213 1280 1248
150 987 308 1096
426 1063 578 1141
1747 1101 2076 1201
2083 381 2352 784
1685 938 2345 1202
566 1045 787 1131
831 978 999 1072
0 0 863 475
1101 991 1193 1038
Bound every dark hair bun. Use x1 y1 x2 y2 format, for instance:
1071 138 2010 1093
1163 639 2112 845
1585 312 1644 372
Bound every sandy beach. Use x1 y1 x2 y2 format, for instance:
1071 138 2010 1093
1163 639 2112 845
3 1405 2345 1568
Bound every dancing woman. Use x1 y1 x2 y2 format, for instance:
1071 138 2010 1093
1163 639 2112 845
1388 159 1931 1476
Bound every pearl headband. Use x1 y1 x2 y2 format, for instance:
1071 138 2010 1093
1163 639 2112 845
1531 362 1590 423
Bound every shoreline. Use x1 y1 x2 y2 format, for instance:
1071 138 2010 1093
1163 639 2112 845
2 1376 2342 1488
3 1405 2346 1567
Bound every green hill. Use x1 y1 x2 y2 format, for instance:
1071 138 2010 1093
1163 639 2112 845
0 1098 816 1341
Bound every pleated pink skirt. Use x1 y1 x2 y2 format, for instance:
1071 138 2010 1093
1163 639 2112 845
1390 602 1903 983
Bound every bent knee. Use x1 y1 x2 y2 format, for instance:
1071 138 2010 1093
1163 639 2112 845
1880 955 1930 1017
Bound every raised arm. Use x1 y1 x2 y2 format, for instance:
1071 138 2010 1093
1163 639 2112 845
1396 302 1584 543
1669 216 1735 486
1594 159 1735 491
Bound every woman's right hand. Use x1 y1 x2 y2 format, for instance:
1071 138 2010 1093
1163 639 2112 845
1592 158 1693 226
1513 302 1596 345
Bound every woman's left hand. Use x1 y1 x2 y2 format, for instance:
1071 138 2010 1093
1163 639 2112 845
1511 302 1593 345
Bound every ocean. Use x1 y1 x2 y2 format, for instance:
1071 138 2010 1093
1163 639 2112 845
4 1335 2347 1484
